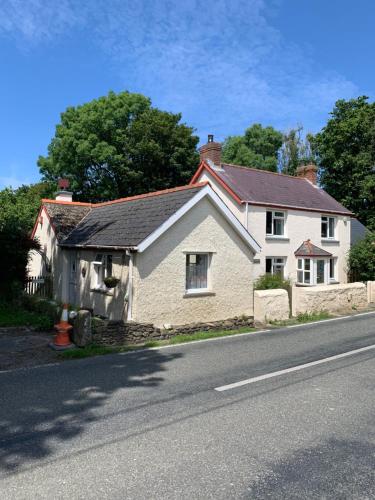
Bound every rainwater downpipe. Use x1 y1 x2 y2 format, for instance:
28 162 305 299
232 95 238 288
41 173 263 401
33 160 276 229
245 202 249 230
126 251 134 321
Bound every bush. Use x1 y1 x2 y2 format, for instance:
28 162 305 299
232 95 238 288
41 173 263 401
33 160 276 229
254 273 291 291
348 232 375 282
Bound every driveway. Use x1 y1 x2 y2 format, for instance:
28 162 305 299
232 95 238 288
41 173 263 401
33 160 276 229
0 327 57 371
0 312 375 499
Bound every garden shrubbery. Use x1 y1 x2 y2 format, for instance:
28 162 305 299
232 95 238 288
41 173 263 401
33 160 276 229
254 273 291 291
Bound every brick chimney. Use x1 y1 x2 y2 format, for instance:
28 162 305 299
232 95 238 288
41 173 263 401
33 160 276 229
199 134 222 168
55 178 73 202
296 163 318 185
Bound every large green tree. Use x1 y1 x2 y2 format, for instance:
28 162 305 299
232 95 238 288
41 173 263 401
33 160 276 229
38 91 200 202
0 182 54 299
311 96 375 229
348 232 375 281
279 126 315 175
222 124 283 172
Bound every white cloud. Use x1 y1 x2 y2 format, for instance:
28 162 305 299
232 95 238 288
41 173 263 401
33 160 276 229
0 0 359 135
0 0 81 42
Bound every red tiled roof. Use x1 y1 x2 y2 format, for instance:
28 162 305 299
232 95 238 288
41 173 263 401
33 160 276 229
294 240 332 257
192 162 352 215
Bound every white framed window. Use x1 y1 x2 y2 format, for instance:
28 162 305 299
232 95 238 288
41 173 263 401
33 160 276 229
297 257 330 285
266 257 286 278
266 211 285 236
297 258 311 285
321 216 336 239
93 254 113 289
329 257 336 282
186 253 210 293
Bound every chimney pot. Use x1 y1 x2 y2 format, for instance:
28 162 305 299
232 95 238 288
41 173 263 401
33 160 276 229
199 134 222 168
56 178 73 202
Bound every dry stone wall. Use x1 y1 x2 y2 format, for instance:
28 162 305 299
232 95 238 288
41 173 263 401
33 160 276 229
91 316 254 346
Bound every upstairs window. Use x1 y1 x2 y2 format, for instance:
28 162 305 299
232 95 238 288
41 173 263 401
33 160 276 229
321 216 335 239
186 254 209 292
266 211 285 236
93 254 113 289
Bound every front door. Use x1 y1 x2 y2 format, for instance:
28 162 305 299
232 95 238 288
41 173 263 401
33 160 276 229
68 252 78 306
317 259 325 284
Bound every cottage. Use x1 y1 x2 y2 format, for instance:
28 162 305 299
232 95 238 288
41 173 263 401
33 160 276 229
29 182 260 326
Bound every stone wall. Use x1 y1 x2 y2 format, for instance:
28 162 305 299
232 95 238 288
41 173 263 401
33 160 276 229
292 282 368 316
254 289 290 324
367 281 375 304
92 315 254 346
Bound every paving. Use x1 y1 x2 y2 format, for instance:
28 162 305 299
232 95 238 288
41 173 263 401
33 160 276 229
0 312 374 499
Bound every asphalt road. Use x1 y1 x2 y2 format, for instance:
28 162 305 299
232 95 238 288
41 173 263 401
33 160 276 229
1 312 375 499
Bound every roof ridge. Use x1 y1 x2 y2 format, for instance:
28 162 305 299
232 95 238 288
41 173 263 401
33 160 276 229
93 182 208 207
41 183 208 209
221 162 308 180
42 199 92 206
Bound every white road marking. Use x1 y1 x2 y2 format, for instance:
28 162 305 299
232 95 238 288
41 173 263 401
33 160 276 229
214 342 375 392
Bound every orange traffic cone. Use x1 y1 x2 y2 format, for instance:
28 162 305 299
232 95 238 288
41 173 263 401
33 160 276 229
50 304 74 350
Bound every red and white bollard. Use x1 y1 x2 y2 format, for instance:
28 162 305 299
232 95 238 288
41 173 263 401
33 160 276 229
50 304 74 350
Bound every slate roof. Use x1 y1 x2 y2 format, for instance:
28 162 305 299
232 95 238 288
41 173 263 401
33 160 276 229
59 185 204 248
198 162 352 215
294 240 332 257
43 202 91 241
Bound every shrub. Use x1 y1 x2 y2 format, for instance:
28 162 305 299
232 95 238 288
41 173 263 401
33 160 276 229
254 273 291 291
348 232 375 282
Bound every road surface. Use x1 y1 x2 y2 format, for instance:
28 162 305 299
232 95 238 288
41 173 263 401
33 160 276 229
1 312 375 499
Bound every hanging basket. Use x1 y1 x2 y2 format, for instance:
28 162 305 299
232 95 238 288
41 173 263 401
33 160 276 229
103 277 120 289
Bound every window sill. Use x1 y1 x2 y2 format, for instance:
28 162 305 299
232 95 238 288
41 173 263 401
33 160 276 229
329 280 340 284
183 290 216 298
321 239 339 244
90 287 114 296
265 236 289 241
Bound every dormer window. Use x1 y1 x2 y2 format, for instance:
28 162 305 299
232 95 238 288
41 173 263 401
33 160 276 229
266 211 285 236
321 216 335 239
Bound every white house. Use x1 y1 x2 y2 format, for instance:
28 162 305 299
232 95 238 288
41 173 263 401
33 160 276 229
191 135 354 286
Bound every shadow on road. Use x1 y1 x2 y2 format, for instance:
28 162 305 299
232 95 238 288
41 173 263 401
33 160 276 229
0 349 182 473
245 436 375 499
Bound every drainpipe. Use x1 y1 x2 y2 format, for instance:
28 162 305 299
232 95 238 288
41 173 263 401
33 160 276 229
126 251 134 321
245 202 249 230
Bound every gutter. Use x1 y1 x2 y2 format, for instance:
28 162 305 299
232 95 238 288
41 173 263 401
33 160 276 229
59 243 138 251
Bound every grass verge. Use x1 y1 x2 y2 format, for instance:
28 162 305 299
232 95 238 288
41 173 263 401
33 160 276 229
269 310 331 327
60 326 258 359
0 304 53 330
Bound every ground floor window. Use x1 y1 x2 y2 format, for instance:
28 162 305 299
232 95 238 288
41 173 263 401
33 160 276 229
93 254 113 289
297 257 333 285
266 257 286 278
186 253 209 292
329 257 336 281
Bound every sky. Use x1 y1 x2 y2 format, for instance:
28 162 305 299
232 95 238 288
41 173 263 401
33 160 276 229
0 0 374 189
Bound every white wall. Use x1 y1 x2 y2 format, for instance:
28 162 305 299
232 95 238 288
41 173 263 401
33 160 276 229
196 170 351 284
133 196 255 327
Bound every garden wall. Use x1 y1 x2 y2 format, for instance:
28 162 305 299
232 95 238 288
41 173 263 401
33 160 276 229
91 315 254 346
254 289 289 324
368 281 375 304
292 282 368 316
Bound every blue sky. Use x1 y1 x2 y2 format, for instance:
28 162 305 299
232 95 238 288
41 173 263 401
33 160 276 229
0 0 374 188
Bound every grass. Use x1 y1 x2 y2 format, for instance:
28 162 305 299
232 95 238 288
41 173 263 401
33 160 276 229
269 310 331 327
60 326 258 359
0 303 53 330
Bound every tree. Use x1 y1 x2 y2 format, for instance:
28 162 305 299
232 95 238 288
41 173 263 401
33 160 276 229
222 124 283 172
0 182 54 299
311 96 375 230
279 126 315 175
348 232 375 282
38 91 200 202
